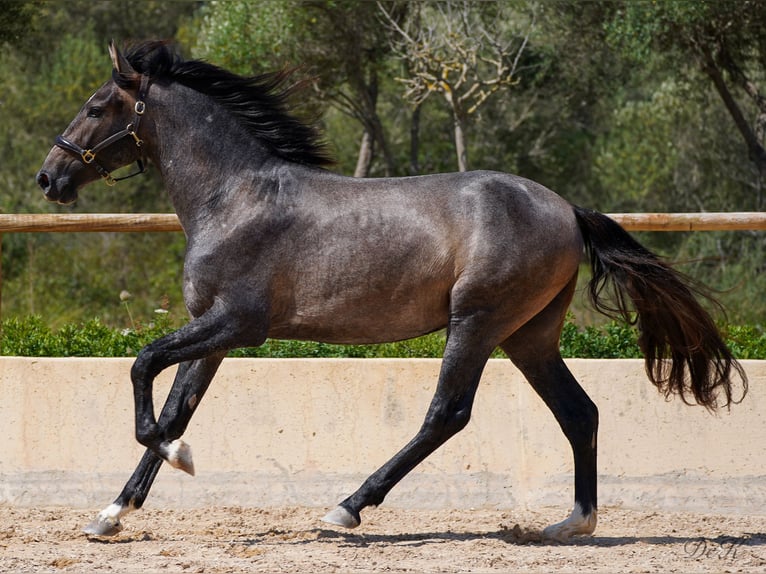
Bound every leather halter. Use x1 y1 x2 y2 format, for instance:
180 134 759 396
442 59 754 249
54 74 150 186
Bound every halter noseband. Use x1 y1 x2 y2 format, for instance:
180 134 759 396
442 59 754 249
55 74 150 186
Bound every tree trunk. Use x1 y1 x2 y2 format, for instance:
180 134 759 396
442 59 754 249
348 68 394 177
453 112 468 172
371 115 394 176
409 104 421 175
696 41 766 178
354 129 374 178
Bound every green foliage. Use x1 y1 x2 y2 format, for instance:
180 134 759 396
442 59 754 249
559 319 641 359
725 325 766 360
2 0 766 329
602 0 759 68
3 315 764 359
193 0 299 74
0 314 446 358
595 80 683 212
0 314 176 357
0 0 38 46
673 231 766 325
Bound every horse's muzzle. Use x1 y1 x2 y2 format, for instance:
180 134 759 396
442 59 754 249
36 170 78 205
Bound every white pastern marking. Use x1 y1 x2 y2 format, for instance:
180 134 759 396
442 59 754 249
84 500 136 535
163 439 195 475
542 503 597 542
100 502 131 522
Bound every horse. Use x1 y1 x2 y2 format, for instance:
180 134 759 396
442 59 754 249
36 41 747 541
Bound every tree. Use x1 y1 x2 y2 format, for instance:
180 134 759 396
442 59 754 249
0 0 38 46
606 0 766 197
193 0 397 177
380 0 536 171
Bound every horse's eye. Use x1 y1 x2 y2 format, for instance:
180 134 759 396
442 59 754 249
87 106 103 118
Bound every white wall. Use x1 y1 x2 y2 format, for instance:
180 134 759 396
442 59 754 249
1 357 763 514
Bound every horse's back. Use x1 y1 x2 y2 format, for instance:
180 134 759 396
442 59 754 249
346 169 582 278
315 169 578 241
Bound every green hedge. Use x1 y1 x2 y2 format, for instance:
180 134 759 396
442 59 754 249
1 315 764 359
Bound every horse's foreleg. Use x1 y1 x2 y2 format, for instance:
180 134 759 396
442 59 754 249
83 449 162 536
130 304 252 470
84 354 225 536
323 319 494 529
148 352 226 475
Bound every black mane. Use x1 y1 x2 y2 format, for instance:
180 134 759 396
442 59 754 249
115 41 334 168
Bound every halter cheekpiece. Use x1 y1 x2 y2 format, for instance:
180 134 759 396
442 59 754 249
55 74 150 186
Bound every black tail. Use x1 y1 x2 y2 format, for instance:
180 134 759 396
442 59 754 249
573 205 747 410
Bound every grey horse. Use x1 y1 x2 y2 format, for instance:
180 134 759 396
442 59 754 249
36 41 746 542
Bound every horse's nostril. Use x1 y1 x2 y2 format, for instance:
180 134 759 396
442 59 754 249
36 171 50 190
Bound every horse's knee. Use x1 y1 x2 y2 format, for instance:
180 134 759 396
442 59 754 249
131 345 161 384
135 421 160 448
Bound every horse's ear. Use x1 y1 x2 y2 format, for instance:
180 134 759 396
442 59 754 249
108 40 134 74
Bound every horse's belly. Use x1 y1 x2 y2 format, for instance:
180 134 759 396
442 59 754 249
269 289 450 345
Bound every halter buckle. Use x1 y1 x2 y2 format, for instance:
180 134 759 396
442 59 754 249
134 100 146 115
81 149 96 164
126 123 144 147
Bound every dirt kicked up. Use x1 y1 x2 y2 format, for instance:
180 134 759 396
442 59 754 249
1 505 765 573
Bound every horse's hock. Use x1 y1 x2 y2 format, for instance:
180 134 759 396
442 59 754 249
1 357 764 513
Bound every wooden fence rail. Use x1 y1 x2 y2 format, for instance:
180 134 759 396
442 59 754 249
1 212 765 320
2 212 766 233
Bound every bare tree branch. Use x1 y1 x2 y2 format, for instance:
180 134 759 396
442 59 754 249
379 0 538 171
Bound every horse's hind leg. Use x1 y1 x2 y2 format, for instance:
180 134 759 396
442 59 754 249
83 354 224 536
323 314 497 529
500 281 599 541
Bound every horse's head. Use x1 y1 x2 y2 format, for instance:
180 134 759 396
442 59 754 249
36 42 149 205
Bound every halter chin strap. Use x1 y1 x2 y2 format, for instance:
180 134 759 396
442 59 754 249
55 74 150 186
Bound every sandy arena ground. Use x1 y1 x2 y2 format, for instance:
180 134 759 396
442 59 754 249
1 505 765 573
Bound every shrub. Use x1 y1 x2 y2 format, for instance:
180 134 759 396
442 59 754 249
559 320 642 358
0 315 176 357
1 315 763 359
723 325 766 360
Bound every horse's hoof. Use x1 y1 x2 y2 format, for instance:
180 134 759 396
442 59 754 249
542 505 597 542
321 505 360 529
162 439 195 476
83 515 123 537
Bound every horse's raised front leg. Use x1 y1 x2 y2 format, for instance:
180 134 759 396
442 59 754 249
130 301 259 471
323 316 495 529
83 352 225 536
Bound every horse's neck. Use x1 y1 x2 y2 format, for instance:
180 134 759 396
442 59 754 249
149 85 274 232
